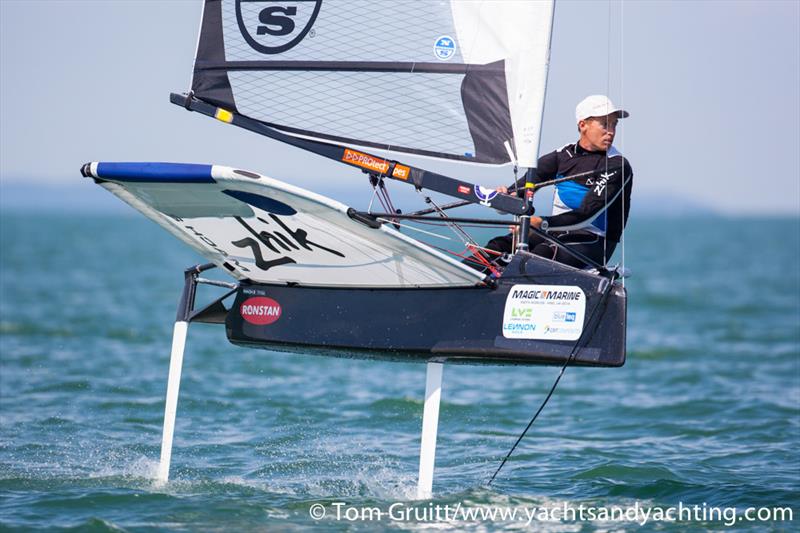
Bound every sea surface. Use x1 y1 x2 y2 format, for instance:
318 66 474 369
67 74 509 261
1 211 798 531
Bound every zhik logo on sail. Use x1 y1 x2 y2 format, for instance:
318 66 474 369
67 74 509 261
236 0 322 54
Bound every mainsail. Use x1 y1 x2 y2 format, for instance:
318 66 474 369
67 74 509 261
191 0 555 167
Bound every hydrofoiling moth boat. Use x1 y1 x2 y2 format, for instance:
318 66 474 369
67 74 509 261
82 0 627 497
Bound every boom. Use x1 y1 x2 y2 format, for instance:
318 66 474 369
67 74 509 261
171 93 529 215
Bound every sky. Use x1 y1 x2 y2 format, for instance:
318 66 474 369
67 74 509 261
0 0 798 216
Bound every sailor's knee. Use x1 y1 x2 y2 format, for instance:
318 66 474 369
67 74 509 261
533 243 555 259
486 234 513 253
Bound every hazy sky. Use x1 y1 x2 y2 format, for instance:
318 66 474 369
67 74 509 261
1 0 798 215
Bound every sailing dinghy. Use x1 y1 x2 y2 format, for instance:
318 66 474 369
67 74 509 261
81 0 627 497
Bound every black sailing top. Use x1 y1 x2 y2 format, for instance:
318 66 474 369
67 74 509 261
517 142 633 243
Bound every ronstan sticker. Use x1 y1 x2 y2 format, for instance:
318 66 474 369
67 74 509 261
241 296 282 325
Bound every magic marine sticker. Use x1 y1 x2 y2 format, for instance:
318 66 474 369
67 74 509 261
502 285 586 341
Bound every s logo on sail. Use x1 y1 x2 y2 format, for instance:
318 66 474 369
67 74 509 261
236 0 322 55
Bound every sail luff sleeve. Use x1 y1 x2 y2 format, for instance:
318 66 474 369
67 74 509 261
451 0 555 167
188 0 554 167
192 0 237 111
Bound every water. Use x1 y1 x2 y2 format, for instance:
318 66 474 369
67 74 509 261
1 212 798 531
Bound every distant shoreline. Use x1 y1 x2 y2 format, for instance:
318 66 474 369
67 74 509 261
1 181 798 218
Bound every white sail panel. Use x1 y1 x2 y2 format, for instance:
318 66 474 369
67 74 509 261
451 1 555 167
224 0 464 63
229 71 474 158
191 0 554 166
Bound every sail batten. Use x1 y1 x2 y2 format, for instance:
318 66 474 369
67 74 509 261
191 0 554 167
194 61 501 74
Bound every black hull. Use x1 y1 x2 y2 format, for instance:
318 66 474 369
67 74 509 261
226 253 627 367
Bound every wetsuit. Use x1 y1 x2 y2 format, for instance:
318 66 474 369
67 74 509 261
486 142 633 268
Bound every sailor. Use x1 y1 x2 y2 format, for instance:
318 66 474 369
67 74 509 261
481 95 633 270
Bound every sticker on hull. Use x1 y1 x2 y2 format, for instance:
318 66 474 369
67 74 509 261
241 296 282 325
502 284 586 341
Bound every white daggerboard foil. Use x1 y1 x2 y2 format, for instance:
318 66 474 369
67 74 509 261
87 162 484 288
191 0 554 167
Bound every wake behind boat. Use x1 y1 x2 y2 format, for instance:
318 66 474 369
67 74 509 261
81 0 627 497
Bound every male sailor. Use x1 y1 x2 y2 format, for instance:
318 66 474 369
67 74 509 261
480 95 633 270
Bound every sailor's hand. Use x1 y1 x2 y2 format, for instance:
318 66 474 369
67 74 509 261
530 216 543 229
495 186 509 194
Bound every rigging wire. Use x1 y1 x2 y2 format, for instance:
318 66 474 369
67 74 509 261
603 0 612 269
619 0 626 288
381 180 399 217
605 0 628 285
366 176 504 267
374 218 452 240
420 192 486 253
367 174 402 229
367 184 378 213
511 164 520 252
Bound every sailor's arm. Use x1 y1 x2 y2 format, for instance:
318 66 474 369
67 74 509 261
540 160 632 231
497 149 559 194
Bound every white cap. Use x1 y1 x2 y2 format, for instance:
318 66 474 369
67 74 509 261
575 95 629 122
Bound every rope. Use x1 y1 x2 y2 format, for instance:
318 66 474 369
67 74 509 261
486 274 617 485
427 242 501 277
367 185 505 269
488 0 627 484
374 219 452 240
423 193 484 252
464 244 502 276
